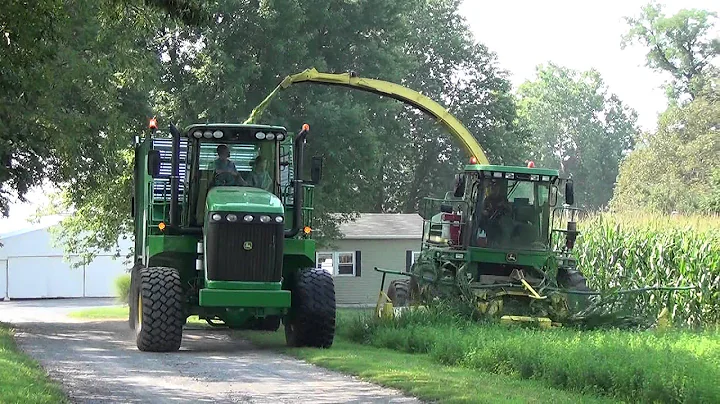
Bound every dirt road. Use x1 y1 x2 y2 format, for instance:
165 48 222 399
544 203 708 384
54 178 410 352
0 298 420 403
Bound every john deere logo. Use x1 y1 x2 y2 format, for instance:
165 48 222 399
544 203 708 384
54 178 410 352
243 241 253 251
506 253 517 263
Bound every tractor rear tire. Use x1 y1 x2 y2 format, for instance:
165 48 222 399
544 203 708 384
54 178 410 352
285 269 336 348
134 266 185 352
386 279 411 307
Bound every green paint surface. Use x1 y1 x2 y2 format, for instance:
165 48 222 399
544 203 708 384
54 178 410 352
148 235 198 256
468 247 549 268
199 288 291 307
205 187 284 214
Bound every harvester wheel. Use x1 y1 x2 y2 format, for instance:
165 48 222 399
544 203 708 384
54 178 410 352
558 268 593 312
134 266 185 352
128 262 143 330
386 279 411 307
285 269 336 348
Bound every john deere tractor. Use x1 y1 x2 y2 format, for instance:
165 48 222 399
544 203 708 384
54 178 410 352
128 119 335 352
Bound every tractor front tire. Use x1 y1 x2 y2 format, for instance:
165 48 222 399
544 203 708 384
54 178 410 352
386 279 411 307
285 269 336 348
134 266 185 352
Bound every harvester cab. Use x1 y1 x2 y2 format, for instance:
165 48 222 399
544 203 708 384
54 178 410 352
129 119 336 352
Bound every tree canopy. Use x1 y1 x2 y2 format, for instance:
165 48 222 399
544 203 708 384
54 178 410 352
516 63 638 210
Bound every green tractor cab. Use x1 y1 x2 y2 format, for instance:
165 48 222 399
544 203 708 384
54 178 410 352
379 161 590 327
129 120 334 352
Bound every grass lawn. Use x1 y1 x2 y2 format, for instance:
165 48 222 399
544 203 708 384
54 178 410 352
0 323 68 404
69 305 609 403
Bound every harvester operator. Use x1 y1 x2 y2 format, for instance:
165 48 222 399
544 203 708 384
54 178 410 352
477 180 512 247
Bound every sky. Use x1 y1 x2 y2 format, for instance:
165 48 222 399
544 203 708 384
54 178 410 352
1 0 719 234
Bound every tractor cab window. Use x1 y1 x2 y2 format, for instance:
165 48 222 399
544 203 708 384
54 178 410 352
472 177 550 250
193 141 277 225
198 142 275 191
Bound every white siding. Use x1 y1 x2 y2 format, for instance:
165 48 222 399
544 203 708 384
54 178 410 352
8 256 84 298
0 259 7 299
84 255 128 297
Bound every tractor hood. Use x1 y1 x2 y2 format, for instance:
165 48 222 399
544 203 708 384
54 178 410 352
205 187 284 214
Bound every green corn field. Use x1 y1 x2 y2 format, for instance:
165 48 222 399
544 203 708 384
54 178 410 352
570 213 720 328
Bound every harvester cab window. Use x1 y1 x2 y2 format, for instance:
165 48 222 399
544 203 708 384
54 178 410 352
473 177 550 250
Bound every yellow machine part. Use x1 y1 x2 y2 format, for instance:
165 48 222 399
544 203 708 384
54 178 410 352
244 68 490 165
500 315 554 329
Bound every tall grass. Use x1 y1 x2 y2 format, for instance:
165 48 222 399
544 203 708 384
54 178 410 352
342 305 720 403
572 213 720 327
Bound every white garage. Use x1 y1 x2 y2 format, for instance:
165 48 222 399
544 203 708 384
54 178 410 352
0 222 132 300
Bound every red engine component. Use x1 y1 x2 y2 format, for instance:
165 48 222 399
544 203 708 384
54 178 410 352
442 212 462 246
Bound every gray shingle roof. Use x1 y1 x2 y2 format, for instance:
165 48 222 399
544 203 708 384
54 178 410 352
337 213 424 239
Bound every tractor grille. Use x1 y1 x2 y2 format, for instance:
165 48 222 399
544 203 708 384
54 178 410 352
206 219 283 282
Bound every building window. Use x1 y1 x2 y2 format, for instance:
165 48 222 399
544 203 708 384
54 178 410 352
411 251 421 264
316 251 358 276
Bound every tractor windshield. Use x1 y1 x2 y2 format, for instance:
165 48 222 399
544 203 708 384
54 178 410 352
198 141 277 192
471 177 551 250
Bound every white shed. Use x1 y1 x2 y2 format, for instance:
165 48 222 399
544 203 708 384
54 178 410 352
0 221 132 300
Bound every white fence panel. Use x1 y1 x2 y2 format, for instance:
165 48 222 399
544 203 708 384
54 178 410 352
8 256 84 298
84 255 128 297
0 260 7 299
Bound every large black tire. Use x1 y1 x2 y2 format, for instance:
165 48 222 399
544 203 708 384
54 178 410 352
134 266 185 352
558 268 593 312
128 262 143 330
285 269 336 348
386 279 411 307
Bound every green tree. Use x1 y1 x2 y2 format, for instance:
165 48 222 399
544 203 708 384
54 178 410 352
516 63 638 210
622 2 720 102
611 73 720 214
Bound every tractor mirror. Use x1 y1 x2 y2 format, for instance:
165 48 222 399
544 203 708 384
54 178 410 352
310 156 323 184
565 180 574 205
453 174 466 198
440 203 453 213
148 150 161 178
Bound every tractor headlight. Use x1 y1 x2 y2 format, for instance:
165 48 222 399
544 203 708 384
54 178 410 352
266 133 275 140
255 132 266 140
212 130 223 139
193 130 203 138
276 133 285 141
274 216 284 223
243 214 254 222
203 131 213 138
226 214 238 222
260 215 271 223
211 213 222 222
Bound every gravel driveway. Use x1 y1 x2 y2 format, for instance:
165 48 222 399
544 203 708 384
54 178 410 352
0 298 420 403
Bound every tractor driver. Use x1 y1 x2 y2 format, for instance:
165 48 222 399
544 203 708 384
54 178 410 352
210 144 246 186
477 179 512 247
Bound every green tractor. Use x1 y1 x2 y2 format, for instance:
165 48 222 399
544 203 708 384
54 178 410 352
380 161 591 327
128 119 335 352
